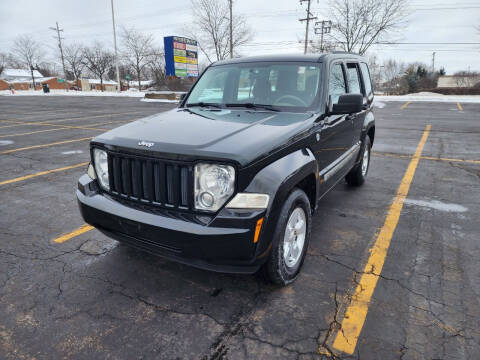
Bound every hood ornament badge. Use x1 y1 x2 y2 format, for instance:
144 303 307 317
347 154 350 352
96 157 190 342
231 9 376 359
138 140 154 148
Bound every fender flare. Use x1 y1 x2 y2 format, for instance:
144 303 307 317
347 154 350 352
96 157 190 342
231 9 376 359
242 148 318 257
362 111 375 144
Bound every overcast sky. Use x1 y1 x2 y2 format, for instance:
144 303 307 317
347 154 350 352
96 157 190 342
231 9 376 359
0 0 479 74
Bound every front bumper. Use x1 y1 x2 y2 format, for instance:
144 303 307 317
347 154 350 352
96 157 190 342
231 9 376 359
77 175 267 274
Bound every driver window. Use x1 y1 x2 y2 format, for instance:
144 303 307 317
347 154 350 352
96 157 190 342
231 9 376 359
328 63 346 105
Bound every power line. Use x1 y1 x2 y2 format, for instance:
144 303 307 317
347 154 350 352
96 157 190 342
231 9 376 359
314 20 332 52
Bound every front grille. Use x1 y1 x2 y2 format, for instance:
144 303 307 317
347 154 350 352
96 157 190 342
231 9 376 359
106 151 193 210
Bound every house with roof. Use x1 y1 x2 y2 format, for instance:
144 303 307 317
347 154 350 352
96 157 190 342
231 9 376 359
0 68 46 90
0 68 43 82
78 78 119 92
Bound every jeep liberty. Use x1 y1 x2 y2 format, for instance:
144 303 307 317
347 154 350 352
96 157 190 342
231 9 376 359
77 53 375 285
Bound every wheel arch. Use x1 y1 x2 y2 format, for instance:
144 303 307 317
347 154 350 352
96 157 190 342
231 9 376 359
242 148 319 258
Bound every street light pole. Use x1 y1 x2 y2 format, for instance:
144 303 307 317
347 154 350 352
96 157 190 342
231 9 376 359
110 0 121 92
229 0 233 58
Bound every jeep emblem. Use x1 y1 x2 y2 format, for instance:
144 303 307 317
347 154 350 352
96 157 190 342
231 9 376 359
138 140 154 148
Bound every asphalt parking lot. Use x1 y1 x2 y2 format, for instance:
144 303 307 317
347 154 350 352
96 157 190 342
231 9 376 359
0 96 479 359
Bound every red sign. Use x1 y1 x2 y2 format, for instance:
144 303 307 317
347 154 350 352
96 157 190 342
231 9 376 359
173 42 186 50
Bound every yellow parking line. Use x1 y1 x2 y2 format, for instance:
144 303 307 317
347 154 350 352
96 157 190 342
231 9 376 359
400 101 411 110
53 224 94 243
331 124 431 355
0 128 67 138
0 111 143 129
0 137 92 155
0 119 127 135
373 151 480 165
0 162 88 187
457 102 463 111
422 155 480 165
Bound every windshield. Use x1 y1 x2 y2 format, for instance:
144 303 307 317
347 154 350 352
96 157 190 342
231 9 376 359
185 62 322 111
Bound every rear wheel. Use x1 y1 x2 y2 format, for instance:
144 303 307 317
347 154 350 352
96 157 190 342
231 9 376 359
265 188 311 285
345 136 371 186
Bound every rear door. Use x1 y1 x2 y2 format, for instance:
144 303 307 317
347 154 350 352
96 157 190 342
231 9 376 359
345 62 366 145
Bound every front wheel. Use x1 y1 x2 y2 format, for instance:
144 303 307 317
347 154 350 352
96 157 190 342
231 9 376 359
265 188 311 285
345 136 371 187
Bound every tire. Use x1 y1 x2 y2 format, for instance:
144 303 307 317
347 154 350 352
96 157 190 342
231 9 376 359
345 136 371 187
265 188 312 286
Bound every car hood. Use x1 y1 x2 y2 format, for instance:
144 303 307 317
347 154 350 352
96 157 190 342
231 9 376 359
94 107 315 166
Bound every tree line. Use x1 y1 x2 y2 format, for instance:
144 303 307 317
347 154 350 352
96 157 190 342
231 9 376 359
0 27 167 91
1 0 477 92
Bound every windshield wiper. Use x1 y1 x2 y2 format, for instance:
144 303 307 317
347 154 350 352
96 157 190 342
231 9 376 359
225 103 279 112
186 102 222 109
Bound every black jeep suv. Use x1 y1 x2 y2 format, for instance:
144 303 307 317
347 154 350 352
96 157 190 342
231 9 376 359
77 53 375 285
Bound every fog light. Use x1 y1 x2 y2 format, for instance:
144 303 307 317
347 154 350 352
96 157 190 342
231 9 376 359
200 191 214 208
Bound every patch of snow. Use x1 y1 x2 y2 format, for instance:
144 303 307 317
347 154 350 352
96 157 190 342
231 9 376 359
406 91 444 96
373 100 386 108
0 140 14 146
85 78 118 85
0 89 146 97
404 199 468 213
140 98 179 103
376 94 480 103
1 68 43 79
61 150 84 155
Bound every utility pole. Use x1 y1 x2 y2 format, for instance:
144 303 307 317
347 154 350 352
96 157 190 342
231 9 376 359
299 0 317 54
431 52 436 73
314 20 331 52
49 22 68 91
30 65 38 91
229 0 233 58
110 0 121 92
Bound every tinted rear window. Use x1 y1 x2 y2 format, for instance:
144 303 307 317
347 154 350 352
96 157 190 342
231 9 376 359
360 63 373 96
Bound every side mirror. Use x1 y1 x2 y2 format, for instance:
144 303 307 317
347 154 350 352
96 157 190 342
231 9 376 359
331 94 363 115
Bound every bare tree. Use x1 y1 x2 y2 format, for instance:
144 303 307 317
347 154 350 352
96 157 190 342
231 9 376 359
120 27 155 89
64 43 86 84
382 58 406 94
189 0 253 62
326 0 408 55
82 43 113 91
0 52 7 76
310 39 338 53
11 35 44 89
147 48 168 89
453 71 480 87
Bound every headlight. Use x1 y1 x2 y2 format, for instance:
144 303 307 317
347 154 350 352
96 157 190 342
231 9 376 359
93 148 109 190
194 163 235 211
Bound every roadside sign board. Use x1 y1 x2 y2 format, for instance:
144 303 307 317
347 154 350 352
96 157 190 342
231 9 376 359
57 78 65 83
164 36 199 78
126 74 131 80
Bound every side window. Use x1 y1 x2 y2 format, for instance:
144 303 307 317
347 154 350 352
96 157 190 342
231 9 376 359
360 63 373 97
346 63 362 94
328 63 347 104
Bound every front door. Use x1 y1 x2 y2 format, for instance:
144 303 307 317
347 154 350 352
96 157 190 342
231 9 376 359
312 62 354 188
